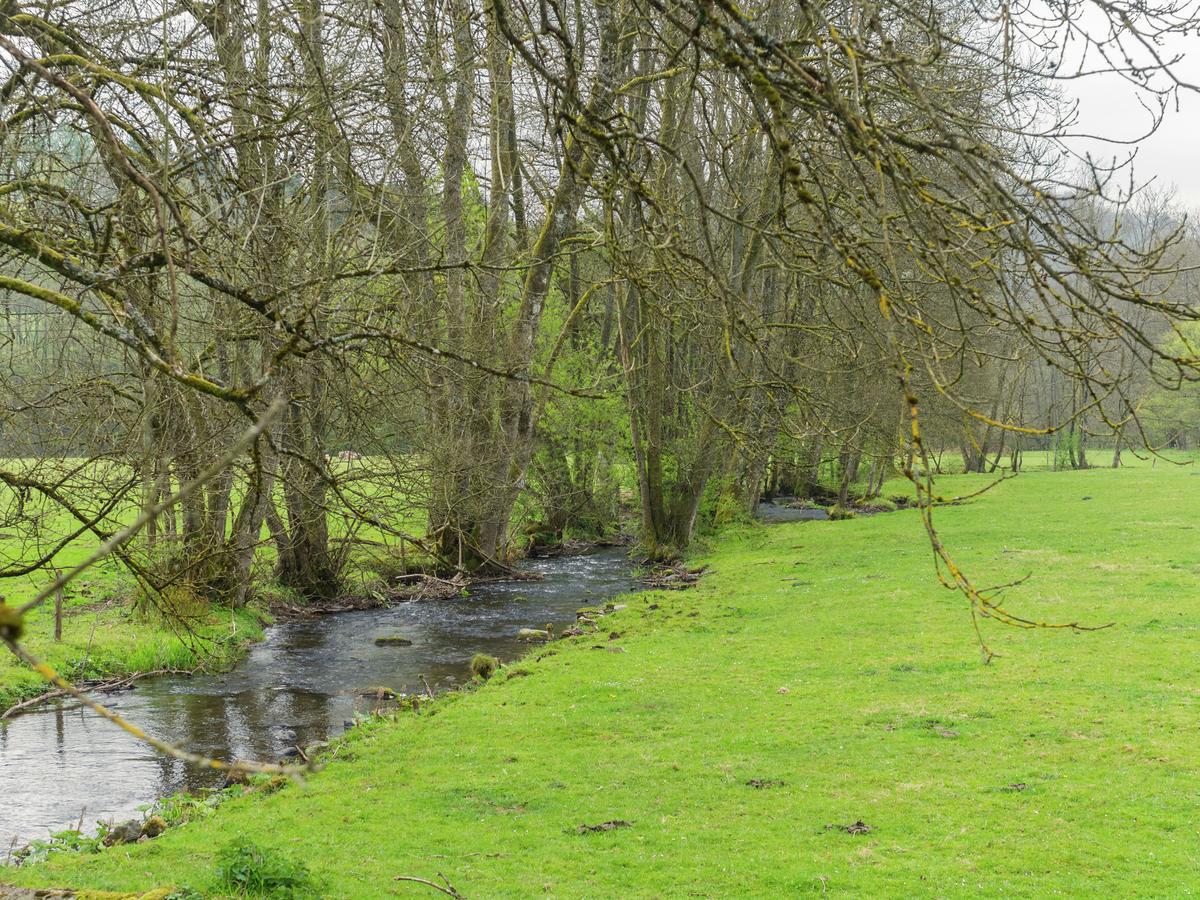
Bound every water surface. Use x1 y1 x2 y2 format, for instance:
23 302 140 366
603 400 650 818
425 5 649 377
0 549 632 850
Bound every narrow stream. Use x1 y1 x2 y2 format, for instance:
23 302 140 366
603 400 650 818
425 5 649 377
0 549 633 851
755 499 830 523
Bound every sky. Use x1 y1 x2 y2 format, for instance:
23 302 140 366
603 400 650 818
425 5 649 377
1062 26 1200 213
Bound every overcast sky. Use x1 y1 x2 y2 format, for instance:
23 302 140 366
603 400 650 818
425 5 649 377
1063 31 1200 214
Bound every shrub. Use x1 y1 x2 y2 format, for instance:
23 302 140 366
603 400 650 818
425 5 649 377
15 827 105 864
216 837 316 898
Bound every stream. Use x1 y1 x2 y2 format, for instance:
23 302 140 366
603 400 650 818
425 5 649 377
0 549 633 851
755 499 830 523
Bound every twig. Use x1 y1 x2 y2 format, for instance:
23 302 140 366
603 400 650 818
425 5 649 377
931 470 1019 506
419 674 435 700
393 873 465 898
2 668 194 719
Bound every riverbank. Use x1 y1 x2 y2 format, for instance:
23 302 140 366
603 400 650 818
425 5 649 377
0 592 266 713
0 534 627 714
6 462 1200 896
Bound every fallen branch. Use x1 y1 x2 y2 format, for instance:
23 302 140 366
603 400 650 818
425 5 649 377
1 667 194 720
641 563 707 590
393 873 465 898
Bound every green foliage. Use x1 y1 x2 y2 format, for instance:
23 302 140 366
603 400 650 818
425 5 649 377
697 476 751 533
1139 322 1200 447
149 787 239 828
1052 429 1081 469
216 838 316 898
14 827 106 865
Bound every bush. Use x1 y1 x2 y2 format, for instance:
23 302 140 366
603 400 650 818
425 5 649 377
216 837 316 898
697 476 751 533
471 653 500 681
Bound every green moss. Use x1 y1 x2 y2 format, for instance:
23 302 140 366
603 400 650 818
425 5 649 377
470 653 499 681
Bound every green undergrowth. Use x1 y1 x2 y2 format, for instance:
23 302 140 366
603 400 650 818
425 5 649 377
7 462 1200 895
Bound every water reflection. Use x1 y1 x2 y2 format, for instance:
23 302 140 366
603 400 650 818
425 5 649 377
0 549 632 849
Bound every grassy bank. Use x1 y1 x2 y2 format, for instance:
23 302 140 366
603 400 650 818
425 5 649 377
0 569 266 710
6 461 1200 896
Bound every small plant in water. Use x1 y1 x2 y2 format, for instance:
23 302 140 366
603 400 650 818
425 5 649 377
217 837 316 898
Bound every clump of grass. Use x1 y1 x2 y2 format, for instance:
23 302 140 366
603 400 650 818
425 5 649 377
471 653 500 681
828 505 857 520
216 837 315 898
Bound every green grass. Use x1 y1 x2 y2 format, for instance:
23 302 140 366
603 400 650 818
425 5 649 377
7 461 1200 895
0 534 269 711
0 595 266 710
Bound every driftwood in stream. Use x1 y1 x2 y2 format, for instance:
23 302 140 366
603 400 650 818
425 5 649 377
391 569 544 602
1 668 195 720
271 569 547 619
391 572 470 601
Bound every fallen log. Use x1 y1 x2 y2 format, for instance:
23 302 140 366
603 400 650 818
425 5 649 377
1 668 193 720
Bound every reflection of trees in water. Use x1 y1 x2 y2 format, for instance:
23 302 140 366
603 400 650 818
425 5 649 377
53 706 65 759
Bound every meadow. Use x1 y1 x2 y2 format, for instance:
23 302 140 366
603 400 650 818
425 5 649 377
5 455 1199 896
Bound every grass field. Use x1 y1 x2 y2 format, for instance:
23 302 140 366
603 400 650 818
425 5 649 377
5 456 1200 896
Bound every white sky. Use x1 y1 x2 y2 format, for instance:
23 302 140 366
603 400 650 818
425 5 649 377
1062 29 1200 214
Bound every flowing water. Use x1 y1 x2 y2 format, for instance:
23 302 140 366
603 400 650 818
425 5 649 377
0 549 633 851
755 500 830 523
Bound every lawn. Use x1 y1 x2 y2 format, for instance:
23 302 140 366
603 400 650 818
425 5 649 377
5 459 1200 896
